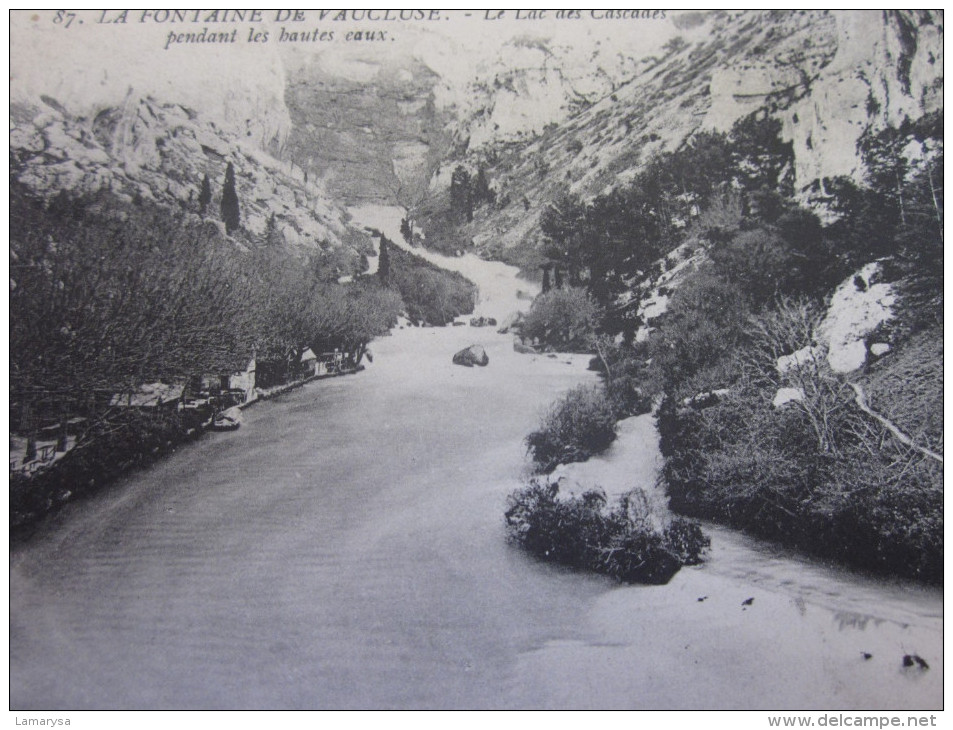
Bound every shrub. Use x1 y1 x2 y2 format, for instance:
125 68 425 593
518 287 600 351
526 384 617 473
504 480 709 584
657 341 944 583
387 246 477 325
588 335 654 417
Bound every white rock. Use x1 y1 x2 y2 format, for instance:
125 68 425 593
773 387 804 408
869 342 891 357
817 262 895 373
776 345 820 374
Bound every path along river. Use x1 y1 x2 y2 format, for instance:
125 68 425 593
9 207 942 710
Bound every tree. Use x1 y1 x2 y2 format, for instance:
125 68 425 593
221 162 241 234
728 113 794 195
519 287 600 350
540 193 589 286
450 165 473 222
472 166 494 207
378 233 391 286
198 174 211 216
264 212 283 247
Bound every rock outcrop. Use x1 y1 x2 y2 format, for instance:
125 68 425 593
437 10 942 258
10 93 374 262
452 345 489 367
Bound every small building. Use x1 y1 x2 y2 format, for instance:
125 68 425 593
300 348 318 378
316 350 344 376
187 351 257 406
226 352 257 403
110 382 185 409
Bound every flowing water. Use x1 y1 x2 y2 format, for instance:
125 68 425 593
10 209 942 710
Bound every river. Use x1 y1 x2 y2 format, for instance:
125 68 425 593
9 209 942 710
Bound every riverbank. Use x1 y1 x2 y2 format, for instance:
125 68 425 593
9 365 367 535
11 320 942 710
508 412 943 709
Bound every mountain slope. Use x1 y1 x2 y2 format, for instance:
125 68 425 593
10 93 374 259
438 10 942 261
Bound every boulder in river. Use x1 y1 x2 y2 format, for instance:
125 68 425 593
452 345 489 367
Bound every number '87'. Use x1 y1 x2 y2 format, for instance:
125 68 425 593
53 11 77 28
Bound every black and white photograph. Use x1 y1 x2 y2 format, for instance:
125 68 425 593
8 8 944 716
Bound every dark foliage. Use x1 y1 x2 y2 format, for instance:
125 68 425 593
525 109 944 583
198 173 211 216
378 233 391 286
449 165 473 223
11 409 200 529
504 481 709 584
221 161 241 234
387 245 477 326
518 287 600 351
525 384 617 473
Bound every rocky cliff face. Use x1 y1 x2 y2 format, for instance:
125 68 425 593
281 49 452 207
9 93 371 256
448 33 645 151
441 10 942 256
9 11 941 264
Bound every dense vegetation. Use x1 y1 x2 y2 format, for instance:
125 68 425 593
525 384 617 474
9 182 401 401
385 242 478 326
518 110 943 582
9 179 476 526
505 481 709 584
11 408 203 529
517 286 600 351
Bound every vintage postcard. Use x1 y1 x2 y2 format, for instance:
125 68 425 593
9 9 943 718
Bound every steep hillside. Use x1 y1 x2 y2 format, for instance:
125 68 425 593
448 32 646 150
436 10 942 265
10 93 373 259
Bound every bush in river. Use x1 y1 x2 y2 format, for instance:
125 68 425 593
518 286 600 351
504 480 709 584
525 384 617 473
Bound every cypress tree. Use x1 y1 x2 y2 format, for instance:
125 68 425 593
265 212 282 247
221 162 241 234
450 165 471 222
378 234 391 286
473 166 493 207
198 173 211 216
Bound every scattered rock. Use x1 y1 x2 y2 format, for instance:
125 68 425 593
697 596 708 602
684 389 731 409
862 652 873 660
469 316 497 327
742 597 754 606
497 312 522 334
903 654 929 670
452 344 489 367
452 321 466 327
513 342 537 354
772 387 805 408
